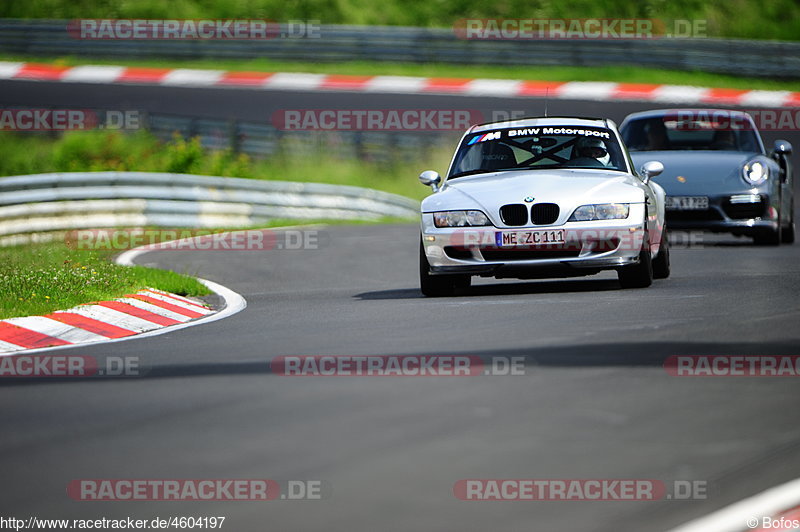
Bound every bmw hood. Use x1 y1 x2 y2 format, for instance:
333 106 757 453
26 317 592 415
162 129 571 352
421 169 646 224
629 151 759 195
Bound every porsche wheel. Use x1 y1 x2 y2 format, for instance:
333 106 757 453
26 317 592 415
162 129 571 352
753 227 781 246
754 206 783 246
419 242 470 297
782 202 795 244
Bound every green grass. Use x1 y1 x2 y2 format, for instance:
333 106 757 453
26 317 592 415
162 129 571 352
7 55 800 91
0 129 447 200
0 241 211 319
0 127 435 319
0 127 429 316
1 0 799 41
0 216 418 319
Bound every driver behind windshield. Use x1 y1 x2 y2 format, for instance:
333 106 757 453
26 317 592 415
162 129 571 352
623 115 760 152
710 129 737 150
570 137 611 167
645 120 670 150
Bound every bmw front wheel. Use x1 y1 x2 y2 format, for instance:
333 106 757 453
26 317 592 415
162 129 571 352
618 232 653 289
652 227 671 279
419 242 470 297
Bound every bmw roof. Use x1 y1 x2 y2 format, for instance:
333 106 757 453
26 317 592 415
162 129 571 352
468 116 614 134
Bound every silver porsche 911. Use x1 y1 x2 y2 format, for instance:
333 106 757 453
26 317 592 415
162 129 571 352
418 117 670 296
620 109 794 245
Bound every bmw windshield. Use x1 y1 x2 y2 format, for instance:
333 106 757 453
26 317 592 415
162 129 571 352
449 125 628 178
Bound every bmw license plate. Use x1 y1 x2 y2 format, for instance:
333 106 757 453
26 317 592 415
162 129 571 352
666 196 709 210
496 229 566 247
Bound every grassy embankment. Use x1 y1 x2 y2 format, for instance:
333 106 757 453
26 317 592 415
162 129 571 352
0 242 211 320
0 129 435 318
2 0 799 41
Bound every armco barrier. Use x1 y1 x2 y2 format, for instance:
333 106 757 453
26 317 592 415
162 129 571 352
0 20 798 78
0 172 419 245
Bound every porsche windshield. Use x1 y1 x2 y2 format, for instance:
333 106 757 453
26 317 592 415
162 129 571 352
449 126 627 178
622 115 762 152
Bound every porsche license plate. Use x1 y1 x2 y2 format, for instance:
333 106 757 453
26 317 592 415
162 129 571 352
496 229 566 247
666 196 709 210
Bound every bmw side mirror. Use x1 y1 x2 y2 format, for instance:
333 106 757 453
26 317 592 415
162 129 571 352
419 170 442 191
773 139 792 157
640 161 664 184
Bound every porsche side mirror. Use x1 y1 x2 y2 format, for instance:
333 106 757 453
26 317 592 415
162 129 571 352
773 140 792 183
640 161 664 184
419 170 442 191
774 139 792 157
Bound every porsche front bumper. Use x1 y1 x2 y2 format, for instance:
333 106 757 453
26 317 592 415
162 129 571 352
664 193 780 236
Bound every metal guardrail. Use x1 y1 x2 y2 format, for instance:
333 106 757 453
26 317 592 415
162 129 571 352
146 113 452 161
0 19 798 78
0 103 454 162
0 172 420 245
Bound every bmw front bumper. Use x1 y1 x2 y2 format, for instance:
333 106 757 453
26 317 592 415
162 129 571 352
421 205 650 279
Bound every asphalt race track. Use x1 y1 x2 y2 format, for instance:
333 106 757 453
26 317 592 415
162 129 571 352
1 80 799 531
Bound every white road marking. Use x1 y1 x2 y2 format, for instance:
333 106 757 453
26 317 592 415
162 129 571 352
366 76 428 93
140 291 212 313
557 82 618 101
52 306 156 333
2 316 107 344
6 61 800 109
0 280 245 357
147 288 211 310
652 85 710 103
264 72 326 90
113 297 193 322
739 90 792 108
464 79 524 96
0 340 25 352
0 61 24 78
61 65 126 83
161 69 225 86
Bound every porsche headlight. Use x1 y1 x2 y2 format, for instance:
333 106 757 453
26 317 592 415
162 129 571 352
569 203 629 222
743 160 768 185
433 210 490 227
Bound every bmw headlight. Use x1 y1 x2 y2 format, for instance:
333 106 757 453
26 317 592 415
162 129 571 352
569 203 629 222
433 210 490 227
743 160 768 185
